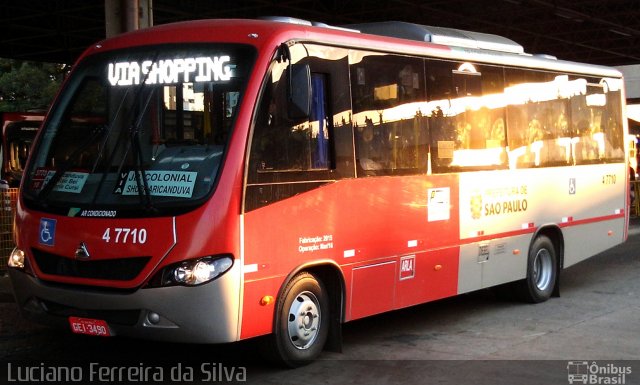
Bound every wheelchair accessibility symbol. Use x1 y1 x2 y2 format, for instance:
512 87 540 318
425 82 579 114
39 218 56 246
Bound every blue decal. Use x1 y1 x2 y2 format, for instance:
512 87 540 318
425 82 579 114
39 218 56 246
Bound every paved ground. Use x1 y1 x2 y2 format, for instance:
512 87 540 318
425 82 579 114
1 222 640 384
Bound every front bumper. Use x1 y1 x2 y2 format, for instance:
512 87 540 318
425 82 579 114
8 264 241 344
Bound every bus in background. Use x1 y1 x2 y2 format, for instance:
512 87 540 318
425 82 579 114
0 112 43 271
7 18 628 366
1 112 44 187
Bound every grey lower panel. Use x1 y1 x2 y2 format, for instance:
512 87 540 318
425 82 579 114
8 266 241 344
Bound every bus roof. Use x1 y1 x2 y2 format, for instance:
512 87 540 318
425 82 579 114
80 18 621 79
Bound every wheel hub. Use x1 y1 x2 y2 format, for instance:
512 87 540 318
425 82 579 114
533 248 553 291
287 291 321 350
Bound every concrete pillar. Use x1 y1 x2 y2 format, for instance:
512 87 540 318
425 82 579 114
105 0 153 38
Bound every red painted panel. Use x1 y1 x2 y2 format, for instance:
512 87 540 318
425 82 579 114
349 261 396 320
21 211 177 289
240 277 280 339
244 175 460 280
395 247 460 309
243 174 461 334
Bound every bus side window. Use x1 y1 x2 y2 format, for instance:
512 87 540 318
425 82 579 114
249 68 332 175
246 44 353 211
350 52 427 176
601 83 624 161
427 60 507 172
505 69 571 168
248 51 340 181
571 78 625 164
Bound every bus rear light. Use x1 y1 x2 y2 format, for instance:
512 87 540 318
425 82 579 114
146 255 234 288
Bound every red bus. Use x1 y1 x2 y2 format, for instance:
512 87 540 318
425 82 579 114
1 112 43 187
8 18 628 366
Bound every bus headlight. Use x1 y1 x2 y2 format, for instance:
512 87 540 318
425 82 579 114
8 248 25 269
147 255 234 288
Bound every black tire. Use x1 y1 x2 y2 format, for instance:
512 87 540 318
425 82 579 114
269 272 329 367
518 235 557 303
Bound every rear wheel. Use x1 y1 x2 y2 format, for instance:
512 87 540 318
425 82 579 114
270 272 329 367
518 235 557 303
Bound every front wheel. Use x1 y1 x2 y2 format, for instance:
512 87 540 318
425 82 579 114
270 272 329 367
518 235 557 303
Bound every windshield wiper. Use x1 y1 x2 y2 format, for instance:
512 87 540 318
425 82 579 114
37 74 138 203
127 87 156 211
91 53 160 210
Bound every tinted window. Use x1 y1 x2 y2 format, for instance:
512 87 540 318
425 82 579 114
427 61 507 172
570 76 624 164
504 70 624 168
246 43 353 211
350 52 428 176
505 69 571 168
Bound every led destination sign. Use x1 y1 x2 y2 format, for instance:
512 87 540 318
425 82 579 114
108 56 232 86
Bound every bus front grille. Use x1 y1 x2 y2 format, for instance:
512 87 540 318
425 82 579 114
32 249 151 281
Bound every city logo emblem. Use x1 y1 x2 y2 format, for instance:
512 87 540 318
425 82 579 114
470 192 483 220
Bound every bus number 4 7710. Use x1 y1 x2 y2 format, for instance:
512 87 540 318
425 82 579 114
102 228 147 244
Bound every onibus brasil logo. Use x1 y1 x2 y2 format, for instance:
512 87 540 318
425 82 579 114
567 361 631 384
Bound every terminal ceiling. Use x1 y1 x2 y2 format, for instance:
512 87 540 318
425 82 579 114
0 0 639 67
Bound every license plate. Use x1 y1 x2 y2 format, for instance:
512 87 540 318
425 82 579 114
69 316 111 337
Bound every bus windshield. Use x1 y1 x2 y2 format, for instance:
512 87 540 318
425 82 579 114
23 44 255 217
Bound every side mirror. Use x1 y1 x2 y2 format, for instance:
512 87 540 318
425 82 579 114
288 63 311 120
